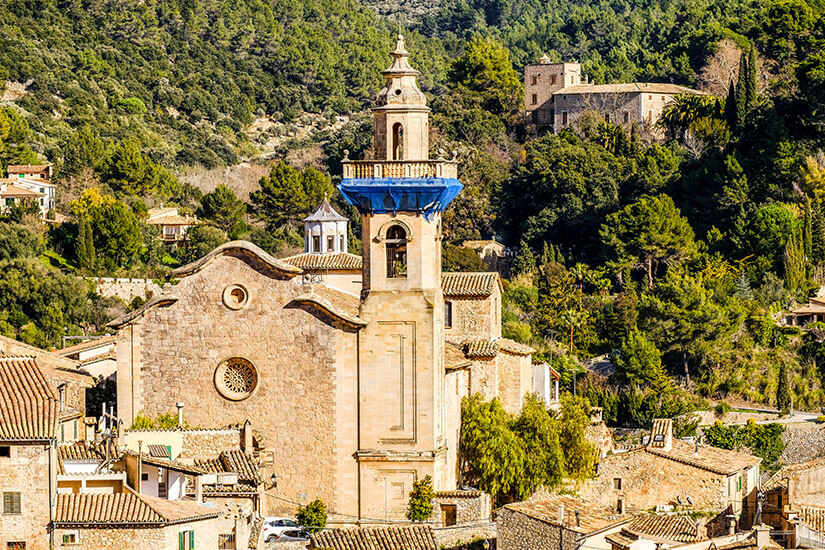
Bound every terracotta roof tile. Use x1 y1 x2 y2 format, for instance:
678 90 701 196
282 252 362 270
125 451 207 475
462 239 505 249
0 356 58 440
58 441 117 462
463 340 499 358
441 272 500 298
645 440 760 475
54 492 218 525
310 525 437 550
504 495 628 534
624 514 700 543
58 336 116 356
0 184 45 198
7 164 50 173
194 450 262 485
497 338 535 356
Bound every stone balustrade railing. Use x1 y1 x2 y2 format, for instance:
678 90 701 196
342 159 458 180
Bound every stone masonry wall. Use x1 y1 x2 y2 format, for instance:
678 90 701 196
445 294 497 342
780 422 825 465
577 449 726 513
181 429 241 456
88 277 162 302
0 443 51 550
434 523 497 548
497 508 580 550
123 253 358 519
54 518 218 550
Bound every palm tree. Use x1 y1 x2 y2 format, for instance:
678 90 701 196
560 308 588 353
570 262 588 291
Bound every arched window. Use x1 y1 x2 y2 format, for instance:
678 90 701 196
385 225 407 278
392 122 404 160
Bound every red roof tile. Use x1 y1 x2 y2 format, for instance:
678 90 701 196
0 356 58 440
282 252 362 270
441 272 500 297
310 525 436 550
54 491 218 525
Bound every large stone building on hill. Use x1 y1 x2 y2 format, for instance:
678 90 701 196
524 57 705 133
111 35 538 523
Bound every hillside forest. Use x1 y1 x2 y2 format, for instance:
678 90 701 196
1 0 825 430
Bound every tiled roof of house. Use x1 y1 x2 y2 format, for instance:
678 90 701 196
292 285 365 327
310 525 437 550
58 440 117 462
462 239 505 249
304 197 349 222
0 183 44 197
58 336 116 357
555 83 705 96
460 338 534 359
497 338 535 356
441 272 500 298
54 491 218 526
645 439 761 475
624 514 700 543
504 494 628 534
124 451 207 475
463 340 499 358
7 164 50 173
194 450 262 485
148 444 170 458
282 252 363 271
445 342 471 370
763 458 825 492
0 356 58 441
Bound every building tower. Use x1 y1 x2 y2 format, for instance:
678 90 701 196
339 34 463 520
303 196 349 254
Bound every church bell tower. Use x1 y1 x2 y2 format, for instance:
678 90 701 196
338 34 463 521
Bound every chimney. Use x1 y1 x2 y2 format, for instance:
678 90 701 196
558 504 565 523
241 420 253 453
727 514 737 535
755 524 771 548
176 402 184 427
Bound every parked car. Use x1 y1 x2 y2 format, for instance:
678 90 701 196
263 517 302 542
273 529 310 542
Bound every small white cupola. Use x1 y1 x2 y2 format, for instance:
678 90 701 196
304 195 349 254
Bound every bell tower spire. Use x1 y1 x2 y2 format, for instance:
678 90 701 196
373 34 430 161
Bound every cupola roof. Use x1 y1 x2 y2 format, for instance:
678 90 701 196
304 196 348 222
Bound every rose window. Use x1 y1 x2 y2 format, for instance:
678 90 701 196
214 358 258 401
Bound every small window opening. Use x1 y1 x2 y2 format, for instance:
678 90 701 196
312 236 320 253
531 94 537 105
326 236 334 251
445 301 453 328
392 122 404 160
551 74 557 85
339 235 345 251
141 473 149 481
0 447 9 457
617 498 624 514
623 111 629 123
614 478 622 490
385 225 408 278
4 492 21 514
531 75 538 86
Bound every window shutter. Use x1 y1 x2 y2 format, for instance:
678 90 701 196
189 530 195 549
179 531 184 550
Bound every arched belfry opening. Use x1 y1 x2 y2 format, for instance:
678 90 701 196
385 224 408 278
392 122 404 160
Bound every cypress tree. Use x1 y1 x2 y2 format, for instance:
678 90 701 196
77 216 97 273
514 239 536 276
813 199 825 265
776 361 791 413
725 80 738 129
540 241 552 267
746 45 758 108
805 196 813 262
735 51 748 126
784 228 805 293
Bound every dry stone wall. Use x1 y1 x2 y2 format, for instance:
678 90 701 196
497 508 578 550
88 277 162 302
780 422 825 465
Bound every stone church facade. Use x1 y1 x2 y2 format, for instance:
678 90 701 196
112 36 534 523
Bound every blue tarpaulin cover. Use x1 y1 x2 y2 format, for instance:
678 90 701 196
338 177 463 217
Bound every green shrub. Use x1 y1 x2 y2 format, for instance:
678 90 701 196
715 402 732 417
297 499 327 533
817 415 825 423
407 475 435 522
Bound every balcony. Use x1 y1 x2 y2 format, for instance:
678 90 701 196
342 159 458 180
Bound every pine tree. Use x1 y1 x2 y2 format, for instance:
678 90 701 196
734 272 754 300
77 216 97 273
735 52 748 126
746 45 758 108
725 80 738 129
514 240 536 276
776 360 791 413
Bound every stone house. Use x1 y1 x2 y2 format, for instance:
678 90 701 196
524 57 704 134
578 419 761 533
6 164 55 218
146 206 199 244
0 356 59 550
606 515 777 550
761 458 825 545
58 335 117 381
52 490 220 549
0 178 46 217
111 35 534 524
784 296 825 326
498 494 632 550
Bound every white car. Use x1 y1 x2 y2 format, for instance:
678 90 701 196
263 517 302 542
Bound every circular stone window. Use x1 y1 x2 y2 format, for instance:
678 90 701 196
222 284 249 310
214 358 259 401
